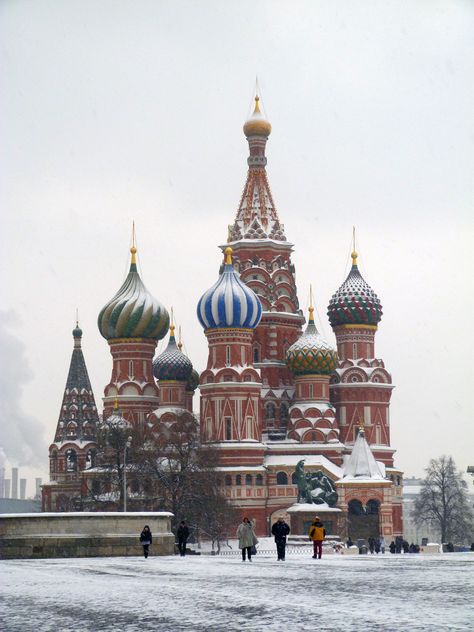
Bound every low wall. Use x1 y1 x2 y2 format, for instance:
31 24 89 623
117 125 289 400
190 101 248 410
0 512 175 559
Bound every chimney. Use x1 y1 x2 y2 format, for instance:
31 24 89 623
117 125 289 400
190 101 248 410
20 478 27 499
12 467 19 499
4 479 11 498
0 467 5 497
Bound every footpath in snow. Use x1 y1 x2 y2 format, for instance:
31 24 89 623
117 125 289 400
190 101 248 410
1 552 473 632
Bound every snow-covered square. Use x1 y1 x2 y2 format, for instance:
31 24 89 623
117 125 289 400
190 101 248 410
1 551 473 631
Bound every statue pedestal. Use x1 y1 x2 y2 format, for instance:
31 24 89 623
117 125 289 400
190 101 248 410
287 503 343 538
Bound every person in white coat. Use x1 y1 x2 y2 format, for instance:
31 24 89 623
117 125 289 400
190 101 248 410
237 517 258 562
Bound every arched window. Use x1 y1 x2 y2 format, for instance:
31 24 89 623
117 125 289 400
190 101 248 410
65 449 77 472
245 474 253 486
276 471 288 485
366 499 380 515
85 449 96 469
225 475 232 486
291 471 297 485
280 403 289 422
236 474 242 486
256 474 263 486
50 450 58 473
348 499 365 515
265 403 276 420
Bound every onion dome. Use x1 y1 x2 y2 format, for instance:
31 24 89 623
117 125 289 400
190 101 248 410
103 400 132 430
186 368 200 392
72 322 83 338
197 247 262 330
328 250 383 327
98 245 169 340
243 95 272 137
286 306 338 375
153 325 193 382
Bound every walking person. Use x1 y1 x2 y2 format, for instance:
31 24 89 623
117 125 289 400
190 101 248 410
139 525 152 559
271 516 290 561
379 535 386 554
237 517 258 562
177 520 190 557
308 516 325 559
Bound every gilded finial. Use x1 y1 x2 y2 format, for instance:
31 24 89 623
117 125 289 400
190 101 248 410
76 307 79 328
351 226 358 266
224 246 233 265
359 416 365 430
178 325 183 350
170 307 175 337
114 396 119 411
254 94 261 114
130 221 137 264
308 285 315 322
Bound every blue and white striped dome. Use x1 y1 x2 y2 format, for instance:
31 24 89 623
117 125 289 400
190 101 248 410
197 247 262 330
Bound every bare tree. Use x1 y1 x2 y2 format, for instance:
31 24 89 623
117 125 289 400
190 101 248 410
82 414 138 510
413 455 474 544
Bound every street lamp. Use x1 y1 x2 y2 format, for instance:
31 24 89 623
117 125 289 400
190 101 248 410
123 436 132 512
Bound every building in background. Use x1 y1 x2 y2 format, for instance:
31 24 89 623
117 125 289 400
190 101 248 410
0 466 42 513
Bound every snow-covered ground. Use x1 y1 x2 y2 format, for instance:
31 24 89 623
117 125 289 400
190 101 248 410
1 552 473 631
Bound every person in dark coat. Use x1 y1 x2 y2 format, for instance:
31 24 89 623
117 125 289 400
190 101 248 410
389 540 396 554
346 537 354 548
368 537 376 554
177 520 190 557
271 517 290 561
139 525 152 559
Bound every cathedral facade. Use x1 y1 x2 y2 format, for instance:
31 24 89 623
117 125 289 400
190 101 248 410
43 96 403 540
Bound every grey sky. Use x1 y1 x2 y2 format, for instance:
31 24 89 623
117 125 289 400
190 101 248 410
1 0 473 489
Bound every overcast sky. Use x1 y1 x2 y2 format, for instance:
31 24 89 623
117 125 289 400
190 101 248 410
1 0 473 495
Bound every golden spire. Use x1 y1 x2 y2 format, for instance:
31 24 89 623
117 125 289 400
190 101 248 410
359 416 365 430
351 226 358 266
76 307 79 328
170 307 175 337
178 325 183 351
130 221 137 265
253 94 261 115
224 246 233 265
308 285 315 322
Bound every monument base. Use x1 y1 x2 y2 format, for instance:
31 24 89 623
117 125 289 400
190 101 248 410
286 503 344 538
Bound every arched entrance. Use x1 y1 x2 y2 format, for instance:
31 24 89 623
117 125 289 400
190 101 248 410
347 498 380 541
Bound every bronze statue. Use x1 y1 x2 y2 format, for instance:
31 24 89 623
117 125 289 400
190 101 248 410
294 460 338 507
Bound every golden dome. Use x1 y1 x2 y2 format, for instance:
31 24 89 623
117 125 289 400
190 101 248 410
243 95 272 137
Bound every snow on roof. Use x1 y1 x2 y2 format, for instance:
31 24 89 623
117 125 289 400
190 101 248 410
52 440 96 449
289 402 335 414
264 454 343 478
341 429 386 480
215 466 266 472
0 511 174 519
286 503 342 513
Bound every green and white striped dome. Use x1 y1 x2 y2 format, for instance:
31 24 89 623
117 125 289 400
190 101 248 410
98 246 169 341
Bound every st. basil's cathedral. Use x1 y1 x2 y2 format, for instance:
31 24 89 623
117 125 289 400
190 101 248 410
42 95 404 540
